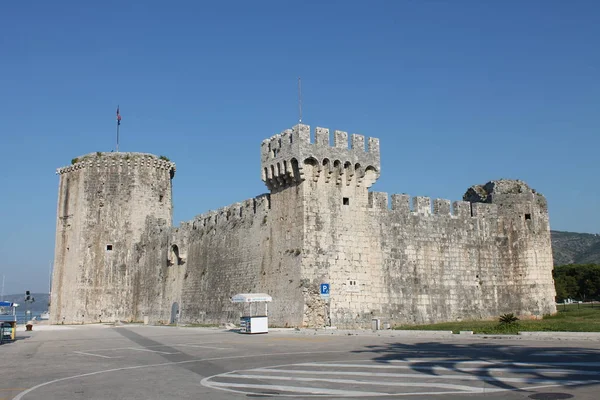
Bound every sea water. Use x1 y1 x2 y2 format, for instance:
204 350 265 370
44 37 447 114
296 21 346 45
16 311 43 324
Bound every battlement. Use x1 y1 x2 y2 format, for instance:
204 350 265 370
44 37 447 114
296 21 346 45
368 192 499 218
185 194 271 232
261 124 380 190
56 152 176 176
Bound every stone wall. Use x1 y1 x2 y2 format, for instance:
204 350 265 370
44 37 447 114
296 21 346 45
372 191 556 326
131 189 307 327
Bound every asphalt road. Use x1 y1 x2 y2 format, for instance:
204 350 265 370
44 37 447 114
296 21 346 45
2 325 600 399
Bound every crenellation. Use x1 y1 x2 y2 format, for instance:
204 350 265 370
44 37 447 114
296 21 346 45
413 196 432 216
368 192 388 209
452 201 471 217
293 123 311 143
315 127 329 146
368 137 380 155
351 134 365 151
56 152 176 175
334 130 348 148
254 194 270 213
433 199 451 215
391 194 411 212
261 124 380 190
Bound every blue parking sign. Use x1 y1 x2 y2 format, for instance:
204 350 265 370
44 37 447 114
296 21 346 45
320 283 330 296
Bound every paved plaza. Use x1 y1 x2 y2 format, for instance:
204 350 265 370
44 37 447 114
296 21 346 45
2 324 600 399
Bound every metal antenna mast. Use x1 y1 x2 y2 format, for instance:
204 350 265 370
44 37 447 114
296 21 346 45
298 77 302 124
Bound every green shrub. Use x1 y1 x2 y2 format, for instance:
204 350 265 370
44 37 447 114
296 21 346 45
499 313 519 324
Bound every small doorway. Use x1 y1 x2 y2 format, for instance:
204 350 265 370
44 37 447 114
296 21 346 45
170 302 179 324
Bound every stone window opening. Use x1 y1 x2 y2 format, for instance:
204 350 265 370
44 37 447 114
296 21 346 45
168 244 184 266
525 213 532 220
343 197 350 206
106 244 113 251
346 279 360 292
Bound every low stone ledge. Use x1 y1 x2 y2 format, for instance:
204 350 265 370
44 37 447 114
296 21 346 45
388 330 454 337
518 331 600 340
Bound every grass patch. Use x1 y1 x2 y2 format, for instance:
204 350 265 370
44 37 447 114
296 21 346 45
394 303 600 334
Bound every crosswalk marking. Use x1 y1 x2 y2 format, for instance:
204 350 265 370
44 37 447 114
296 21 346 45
288 363 600 375
206 381 386 396
392 359 600 367
232 374 484 392
201 358 600 397
249 368 599 385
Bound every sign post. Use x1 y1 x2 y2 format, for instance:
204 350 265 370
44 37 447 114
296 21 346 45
320 283 330 298
320 283 331 327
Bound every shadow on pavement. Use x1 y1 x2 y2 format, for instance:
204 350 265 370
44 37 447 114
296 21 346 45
351 340 600 394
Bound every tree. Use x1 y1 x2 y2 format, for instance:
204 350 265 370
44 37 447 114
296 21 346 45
554 264 600 302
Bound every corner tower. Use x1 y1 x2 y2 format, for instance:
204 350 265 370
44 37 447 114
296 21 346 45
464 179 557 316
51 152 175 324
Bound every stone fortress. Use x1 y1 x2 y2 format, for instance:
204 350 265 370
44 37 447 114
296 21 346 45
50 124 557 328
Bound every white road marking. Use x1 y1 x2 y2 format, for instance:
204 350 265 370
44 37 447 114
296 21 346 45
12 349 349 400
293 362 600 375
391 359 600 367
126 347 178 355
77 342 229 353
228 374 482 392
206 381 387 396
399 359 495 364
14 348 600 400
73 351 121 359
175 343 230 350
249 367 600 385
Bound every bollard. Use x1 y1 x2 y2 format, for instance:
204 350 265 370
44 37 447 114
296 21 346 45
26 323 33 331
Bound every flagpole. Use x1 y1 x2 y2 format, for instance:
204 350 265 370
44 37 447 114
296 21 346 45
298 77 302 124
116 105 120 152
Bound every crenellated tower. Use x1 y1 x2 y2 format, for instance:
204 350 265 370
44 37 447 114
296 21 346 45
261 124 380 191
51 152 175 324
260 124 384 327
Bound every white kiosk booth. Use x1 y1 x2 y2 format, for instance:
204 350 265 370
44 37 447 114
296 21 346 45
231 293 272 334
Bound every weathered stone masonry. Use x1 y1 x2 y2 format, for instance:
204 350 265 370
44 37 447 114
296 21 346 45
51 125 557 327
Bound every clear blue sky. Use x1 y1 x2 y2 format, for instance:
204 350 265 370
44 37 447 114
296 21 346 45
1 1 598 294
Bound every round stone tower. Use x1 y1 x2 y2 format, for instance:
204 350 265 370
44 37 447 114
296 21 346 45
50 152 175 324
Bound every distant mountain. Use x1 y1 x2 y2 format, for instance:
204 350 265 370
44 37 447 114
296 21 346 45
1 293 49 312
551 230 600 266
